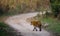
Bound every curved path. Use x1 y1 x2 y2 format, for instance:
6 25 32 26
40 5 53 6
5 12 51 36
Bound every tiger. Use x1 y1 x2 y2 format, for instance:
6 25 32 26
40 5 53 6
31 20 42 31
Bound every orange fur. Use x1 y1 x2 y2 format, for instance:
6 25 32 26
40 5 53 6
31 20 42 27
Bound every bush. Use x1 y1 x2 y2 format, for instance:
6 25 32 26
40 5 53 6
57 14 60 20
50 0 60 18
0 4 4 15
0 4 10 16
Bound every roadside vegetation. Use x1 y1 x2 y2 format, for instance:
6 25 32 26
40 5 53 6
0 22 22 36
34 0 60 36
32 0 60 36
39 17 60 36
34 11 60 36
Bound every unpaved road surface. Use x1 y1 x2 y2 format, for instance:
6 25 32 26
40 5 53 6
5 12 51 36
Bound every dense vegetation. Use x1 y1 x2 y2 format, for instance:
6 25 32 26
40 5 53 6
0 22 22 36
50 0 60 19
0 0 50 16
0 4 9 16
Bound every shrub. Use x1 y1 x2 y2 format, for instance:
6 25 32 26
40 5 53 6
0 4 10 16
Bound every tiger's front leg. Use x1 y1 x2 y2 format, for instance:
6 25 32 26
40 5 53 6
33 27 38 31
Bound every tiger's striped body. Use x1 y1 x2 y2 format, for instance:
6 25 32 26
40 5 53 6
31 20 42 31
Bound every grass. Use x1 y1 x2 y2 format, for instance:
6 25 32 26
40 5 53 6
0 22 22 36
35 13 60 35
38 17 60 36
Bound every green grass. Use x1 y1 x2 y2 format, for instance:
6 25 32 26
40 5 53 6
0 22 21 36
39 17 60 34
0 22 8 36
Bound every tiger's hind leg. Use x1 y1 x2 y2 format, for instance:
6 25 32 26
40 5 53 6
39 27 41 31
39 26 42 31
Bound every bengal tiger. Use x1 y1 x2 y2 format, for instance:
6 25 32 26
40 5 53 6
31 20 42 31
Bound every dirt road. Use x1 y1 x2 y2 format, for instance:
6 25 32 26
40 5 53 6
5 12 51 36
